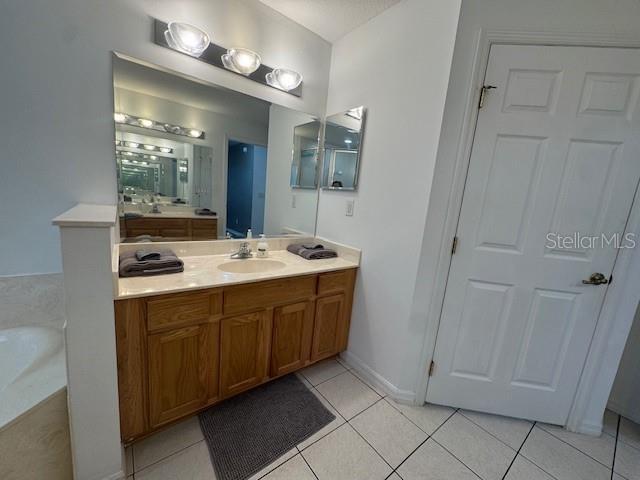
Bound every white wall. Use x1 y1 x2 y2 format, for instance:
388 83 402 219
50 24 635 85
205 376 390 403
316 0 462 397
264 105 320 236
115 87 269 237
411 0 640 412
609 306 640 423
0 0 331 276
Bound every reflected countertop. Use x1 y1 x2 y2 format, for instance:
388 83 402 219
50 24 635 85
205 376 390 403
120 211 217 220
115 249 359 300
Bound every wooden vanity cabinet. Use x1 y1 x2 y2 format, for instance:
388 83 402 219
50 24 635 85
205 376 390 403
220 310 271 397
115 268 356 442
271 301 315 377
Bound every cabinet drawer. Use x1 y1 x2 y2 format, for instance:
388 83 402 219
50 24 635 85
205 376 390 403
192 219 217 230
223 275 317 315
317 270 353 295
147 290 222 332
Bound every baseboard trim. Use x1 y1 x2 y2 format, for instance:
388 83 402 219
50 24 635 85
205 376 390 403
95 469 125 480
608 400 640 425
340 351 416 404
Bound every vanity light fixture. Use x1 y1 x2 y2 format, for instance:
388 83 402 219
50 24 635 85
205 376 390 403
125 142 140 148
265 68 303 92
114 111 205 139
143 144 156 151
221 48 262 75
164 22 210 57
152 19 303 97
159 147 172 153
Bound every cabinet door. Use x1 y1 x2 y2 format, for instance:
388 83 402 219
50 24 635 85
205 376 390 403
311 294 346 362
271 301 314 377
220 311 271 397
148 324 216 428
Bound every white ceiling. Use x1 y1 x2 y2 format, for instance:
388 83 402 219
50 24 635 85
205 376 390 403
258 0 403 42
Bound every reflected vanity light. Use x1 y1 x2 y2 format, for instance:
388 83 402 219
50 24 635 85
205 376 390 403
138 118 154 128
221 48 261 75
115 140 174 154
265 68 303 92
113 111 205 139
164 22 210 57
344 139 353 144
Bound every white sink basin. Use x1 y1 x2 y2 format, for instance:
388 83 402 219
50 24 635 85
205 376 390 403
217 259 287 274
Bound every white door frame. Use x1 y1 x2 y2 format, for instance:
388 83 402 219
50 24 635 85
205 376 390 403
415 28 640 434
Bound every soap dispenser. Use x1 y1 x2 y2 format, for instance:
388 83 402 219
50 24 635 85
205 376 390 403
246 229 253 239
257 234 268 258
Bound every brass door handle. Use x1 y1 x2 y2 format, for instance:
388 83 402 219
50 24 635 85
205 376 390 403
582 273 609 285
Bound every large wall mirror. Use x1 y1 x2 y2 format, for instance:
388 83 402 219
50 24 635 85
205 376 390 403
321 107 366 191
113 54 320 242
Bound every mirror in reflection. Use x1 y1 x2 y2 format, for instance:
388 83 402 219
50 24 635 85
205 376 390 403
290 120 321 189
113 55 320 242
321 106 366 191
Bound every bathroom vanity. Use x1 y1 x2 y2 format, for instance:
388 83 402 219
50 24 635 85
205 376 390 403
114 250 358 443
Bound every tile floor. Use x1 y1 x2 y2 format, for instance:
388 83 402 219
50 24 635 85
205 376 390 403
125 357 640 480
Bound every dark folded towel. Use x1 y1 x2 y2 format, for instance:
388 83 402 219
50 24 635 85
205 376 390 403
286 243 337 260
119 248 184 277
195 208 217 216
135 250 162 261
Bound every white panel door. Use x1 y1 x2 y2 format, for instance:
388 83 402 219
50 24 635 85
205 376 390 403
427 45 640 425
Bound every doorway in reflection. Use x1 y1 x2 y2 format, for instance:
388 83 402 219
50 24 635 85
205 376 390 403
226 140 268 238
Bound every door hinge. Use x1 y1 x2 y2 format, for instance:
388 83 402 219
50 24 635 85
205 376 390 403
451 236 458 255
479 85 497 109
428 360 436 377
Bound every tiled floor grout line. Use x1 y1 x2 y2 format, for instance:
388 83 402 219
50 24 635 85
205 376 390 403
132 438 205 475
385 399 458 439
458 409 531 453
431 438 485 480
298 448 320 480
533 423 617 471
499 421 537 480
344 421 397 473
611 414 621 480
390 408 462 477
516 422 565 480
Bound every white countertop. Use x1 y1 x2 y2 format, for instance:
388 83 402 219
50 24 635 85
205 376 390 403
116 249 359 300
53 203 117 227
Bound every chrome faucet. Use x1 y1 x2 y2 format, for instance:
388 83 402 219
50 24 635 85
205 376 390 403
230 242 252 259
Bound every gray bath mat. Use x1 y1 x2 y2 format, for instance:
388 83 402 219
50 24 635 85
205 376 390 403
199 374 335 480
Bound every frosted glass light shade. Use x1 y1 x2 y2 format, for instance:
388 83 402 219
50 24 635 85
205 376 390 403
165 22 210 57
266 68 303 91
221 48 261 75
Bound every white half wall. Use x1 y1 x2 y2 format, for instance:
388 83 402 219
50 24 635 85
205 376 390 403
315 0 462 397
264 104 319 236
0 0 331 276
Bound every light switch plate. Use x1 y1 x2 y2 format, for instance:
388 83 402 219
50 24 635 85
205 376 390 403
346 199 354 216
